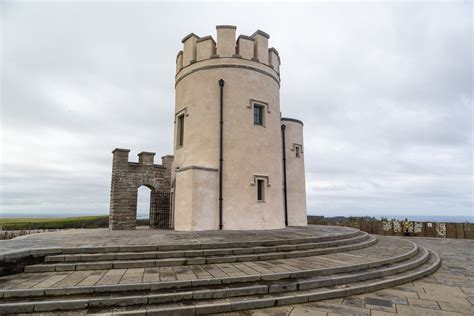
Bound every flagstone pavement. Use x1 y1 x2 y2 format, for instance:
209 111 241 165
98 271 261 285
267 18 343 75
213 237 474 316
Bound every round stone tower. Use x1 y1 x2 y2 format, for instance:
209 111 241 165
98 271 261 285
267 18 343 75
172 25 304 231
281 118 308 226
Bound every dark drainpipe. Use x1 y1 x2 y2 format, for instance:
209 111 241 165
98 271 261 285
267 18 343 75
281 124 288 226
218 79 225 230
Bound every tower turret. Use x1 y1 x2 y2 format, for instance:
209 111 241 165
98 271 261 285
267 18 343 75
281 118 307 226
172 25 284 230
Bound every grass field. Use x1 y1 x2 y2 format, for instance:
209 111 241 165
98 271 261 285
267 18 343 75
0 216 109 230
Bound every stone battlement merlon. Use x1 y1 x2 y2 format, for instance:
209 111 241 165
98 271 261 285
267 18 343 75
176 26 281 75
196 36 217 62
281 117 304 126
137 151 155 165
181 33 199 43
237 35 253 41
216 25 237 30
111 148 168 168
196 35 216 44
251 29 270 39
112 148 130 154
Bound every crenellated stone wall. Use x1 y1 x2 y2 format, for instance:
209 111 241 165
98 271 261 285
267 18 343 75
376 220 474 239
109 149 173 230
176 26 281 76
310 218 474 239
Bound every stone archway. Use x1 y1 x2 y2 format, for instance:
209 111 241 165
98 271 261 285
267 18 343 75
109 149 173 230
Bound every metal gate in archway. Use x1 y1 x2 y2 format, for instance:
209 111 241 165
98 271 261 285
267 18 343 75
150 191 173 229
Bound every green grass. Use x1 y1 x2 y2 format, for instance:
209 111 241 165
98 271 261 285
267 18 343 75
0 216 109 230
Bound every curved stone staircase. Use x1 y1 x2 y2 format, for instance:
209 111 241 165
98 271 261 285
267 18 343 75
0 230 440 315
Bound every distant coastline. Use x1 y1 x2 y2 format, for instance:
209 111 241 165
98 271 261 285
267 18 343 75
1 212 472 223
377 215 472 223
309 215 473 223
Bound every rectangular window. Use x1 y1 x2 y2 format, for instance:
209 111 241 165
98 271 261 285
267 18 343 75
257 179 265 202
177 114 184 147
296 146 301 158
253 104 264 125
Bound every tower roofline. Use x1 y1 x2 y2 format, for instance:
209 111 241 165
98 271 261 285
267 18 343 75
281 117 304 126
251 29 270 39
237 34 254 41
269 47 280 57
216 25 236 30
181 33 199 43
176 26 281 79
196 35 216 44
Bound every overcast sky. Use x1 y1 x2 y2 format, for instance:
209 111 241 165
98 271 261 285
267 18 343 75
1 1 472 219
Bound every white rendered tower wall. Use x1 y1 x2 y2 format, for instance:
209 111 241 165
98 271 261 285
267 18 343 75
172 26 285 230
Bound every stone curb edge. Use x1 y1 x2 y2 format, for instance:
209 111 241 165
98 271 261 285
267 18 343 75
44 233 370 263
24 236 377 273
0 230 362 261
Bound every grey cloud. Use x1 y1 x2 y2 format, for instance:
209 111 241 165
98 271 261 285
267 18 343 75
1 2 472 218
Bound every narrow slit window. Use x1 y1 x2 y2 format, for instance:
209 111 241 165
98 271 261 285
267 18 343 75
253 104 264 126
257 179 265 202
177 114 184 147
296 146 301 158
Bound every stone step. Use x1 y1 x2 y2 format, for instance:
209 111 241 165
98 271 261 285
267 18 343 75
0 240 418 301
23 236 378 273
92 250 441 315
0 247 439 315
118 250 438 316
0 237 415 294
57 230 364 255
0 227 363 277
43 233 370 263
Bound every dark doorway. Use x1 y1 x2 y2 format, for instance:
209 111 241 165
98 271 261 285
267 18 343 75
150 191 173 229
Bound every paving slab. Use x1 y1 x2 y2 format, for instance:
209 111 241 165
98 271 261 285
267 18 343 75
216 237 474 316
0 225 359 255
0 237 412 290
407 297 440 309
1 228 466 315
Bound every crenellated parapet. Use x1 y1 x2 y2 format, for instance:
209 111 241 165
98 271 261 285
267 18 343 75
175 25 281 78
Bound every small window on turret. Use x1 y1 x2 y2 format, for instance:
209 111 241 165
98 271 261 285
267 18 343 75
296 146 301 158
177 114 184 147
257 179 265 202
254 104 264 126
